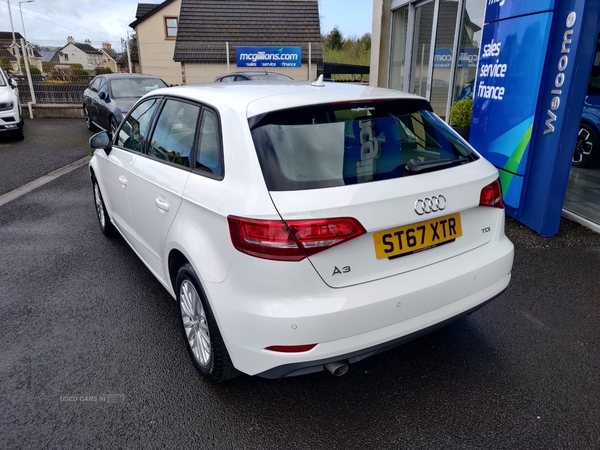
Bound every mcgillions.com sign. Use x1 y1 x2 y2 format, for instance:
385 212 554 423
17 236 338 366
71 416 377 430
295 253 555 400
236 47 302 68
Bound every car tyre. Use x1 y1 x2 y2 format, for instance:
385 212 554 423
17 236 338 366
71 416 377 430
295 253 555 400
92 176 116 237
572 122 600 168
176 263 237 383
14 126 24 141
84 106 98 131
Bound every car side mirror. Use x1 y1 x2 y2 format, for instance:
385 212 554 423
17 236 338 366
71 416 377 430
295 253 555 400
9 78 17 89
99 91 107 101
89 131 112 155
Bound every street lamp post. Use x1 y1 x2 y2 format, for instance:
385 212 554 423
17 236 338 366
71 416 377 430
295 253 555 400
19 0 34 43
6 0 16 42
6 0 22 74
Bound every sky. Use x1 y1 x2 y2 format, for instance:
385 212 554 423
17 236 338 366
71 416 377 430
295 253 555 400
0 0 374 47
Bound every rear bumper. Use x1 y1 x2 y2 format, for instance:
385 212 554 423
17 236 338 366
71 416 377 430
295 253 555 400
205 234 514 377
257 287 506 378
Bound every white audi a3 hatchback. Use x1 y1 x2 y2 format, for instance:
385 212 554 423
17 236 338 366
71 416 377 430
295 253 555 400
89 79 514 382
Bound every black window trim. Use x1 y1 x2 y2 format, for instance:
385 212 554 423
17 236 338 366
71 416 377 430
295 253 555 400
111 95 163 155
192 106 225 181
116 95 224 180
136 96 197 172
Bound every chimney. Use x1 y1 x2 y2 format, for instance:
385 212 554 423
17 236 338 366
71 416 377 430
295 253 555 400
84 39 92 46
102 42 111 50
67 36 74 43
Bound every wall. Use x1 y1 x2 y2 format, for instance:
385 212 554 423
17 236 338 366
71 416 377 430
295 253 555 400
370 0 392 87
59 44 92 68
135 0 182 85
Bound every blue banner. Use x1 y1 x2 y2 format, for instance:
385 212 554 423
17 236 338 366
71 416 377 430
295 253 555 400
470 12 553 209
236 47 302 68
485 0 555 24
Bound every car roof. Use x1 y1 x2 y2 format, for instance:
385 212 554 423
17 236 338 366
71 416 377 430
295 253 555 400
99 73 163 80
149 82 425 118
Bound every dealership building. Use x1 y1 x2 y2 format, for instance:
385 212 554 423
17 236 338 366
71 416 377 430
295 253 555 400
370 0 600 236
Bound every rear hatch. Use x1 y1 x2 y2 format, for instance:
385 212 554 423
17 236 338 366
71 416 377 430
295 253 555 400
249 99 505 288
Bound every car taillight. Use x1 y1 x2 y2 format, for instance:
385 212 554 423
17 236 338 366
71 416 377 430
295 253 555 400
265 344 317 353
227 216 366 261
479 178 505 209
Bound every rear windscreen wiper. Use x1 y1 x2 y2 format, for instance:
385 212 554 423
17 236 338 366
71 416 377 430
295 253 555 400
404 157 471 175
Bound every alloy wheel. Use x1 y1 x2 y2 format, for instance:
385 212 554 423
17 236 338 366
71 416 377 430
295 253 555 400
94 182 105 229
573 125 594 165
85 108 92 130
180 279 212 367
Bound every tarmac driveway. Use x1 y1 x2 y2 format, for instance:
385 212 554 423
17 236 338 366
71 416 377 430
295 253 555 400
0 117 94 196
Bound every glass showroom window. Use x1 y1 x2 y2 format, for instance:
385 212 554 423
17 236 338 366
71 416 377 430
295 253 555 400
389 5 409 92
451 0 485 105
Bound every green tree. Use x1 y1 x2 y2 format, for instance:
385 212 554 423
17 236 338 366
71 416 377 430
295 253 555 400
323 32 371 68
0 56 11 71
359 33 371 52
325 26 344 51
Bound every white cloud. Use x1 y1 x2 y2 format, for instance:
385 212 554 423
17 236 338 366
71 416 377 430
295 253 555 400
1 0 141 45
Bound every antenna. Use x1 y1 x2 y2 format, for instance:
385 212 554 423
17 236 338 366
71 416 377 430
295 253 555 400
311 74 325 87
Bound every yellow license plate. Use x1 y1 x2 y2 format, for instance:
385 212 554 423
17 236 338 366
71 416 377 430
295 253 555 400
373 213 462 259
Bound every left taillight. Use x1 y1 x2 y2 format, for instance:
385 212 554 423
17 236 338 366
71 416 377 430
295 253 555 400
227 216 366 261
479 178 505 209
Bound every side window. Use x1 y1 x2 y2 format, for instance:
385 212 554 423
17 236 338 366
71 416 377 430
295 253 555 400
98 78 108 97
148 99 200 167
195 110 223 176
89 77 100 92
117 98 159 152
165 17 178 39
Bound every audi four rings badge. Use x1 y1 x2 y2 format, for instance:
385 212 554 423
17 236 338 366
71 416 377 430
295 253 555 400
414 195 447 215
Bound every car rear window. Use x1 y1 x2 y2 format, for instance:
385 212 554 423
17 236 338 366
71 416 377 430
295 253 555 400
249 100 478 191
111 78 167 98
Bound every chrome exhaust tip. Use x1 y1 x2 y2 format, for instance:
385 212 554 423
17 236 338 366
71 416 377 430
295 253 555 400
324 362 349 376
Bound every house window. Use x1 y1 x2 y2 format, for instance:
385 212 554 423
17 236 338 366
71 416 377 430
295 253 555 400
165 17 178 39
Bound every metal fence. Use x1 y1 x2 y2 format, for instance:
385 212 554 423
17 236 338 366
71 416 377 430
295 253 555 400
1 38 324 105
12 74 88 104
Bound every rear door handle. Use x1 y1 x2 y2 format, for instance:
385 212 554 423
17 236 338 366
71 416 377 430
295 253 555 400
155 197 170 212
118 175 127 187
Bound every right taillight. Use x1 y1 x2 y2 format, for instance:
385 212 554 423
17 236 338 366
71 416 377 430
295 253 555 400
227 216 366 261
479 178 504 209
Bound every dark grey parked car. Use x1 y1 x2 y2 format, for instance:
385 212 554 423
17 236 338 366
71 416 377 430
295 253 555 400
214 71 293 82
83 74 167 134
